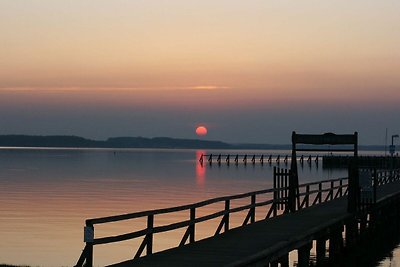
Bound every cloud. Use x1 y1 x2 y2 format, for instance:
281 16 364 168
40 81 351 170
188 86 231 90
0 85 232 92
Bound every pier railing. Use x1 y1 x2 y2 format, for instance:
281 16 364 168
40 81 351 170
75 169 400 266
375 169 400 186
298 177 348 210
75 174 349 267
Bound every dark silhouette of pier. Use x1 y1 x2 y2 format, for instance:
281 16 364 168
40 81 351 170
200 153 400 169
74 132 400 267
199 154 320 166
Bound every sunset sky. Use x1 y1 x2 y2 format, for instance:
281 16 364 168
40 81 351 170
1 1 399 144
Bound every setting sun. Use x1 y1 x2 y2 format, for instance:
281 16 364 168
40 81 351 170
196 126 208 136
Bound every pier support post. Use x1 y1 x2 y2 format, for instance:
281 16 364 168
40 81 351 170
316 237 326 264
329 226 343 261
359 215 368 239
278 253 289 267
270 257 289 267
298 242 312 267
347 159 359 213
345 220 358 247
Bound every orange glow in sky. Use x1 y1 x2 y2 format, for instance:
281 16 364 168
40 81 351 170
1 1 399 96
0 1 399 143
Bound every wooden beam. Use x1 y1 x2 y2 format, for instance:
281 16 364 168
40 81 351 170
293 132 357 146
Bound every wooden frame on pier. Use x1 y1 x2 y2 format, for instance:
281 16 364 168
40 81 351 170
290 132 358 213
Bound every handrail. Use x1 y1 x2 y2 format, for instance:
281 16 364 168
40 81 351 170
91 198 279 246
88 187 277 225
299 177 347 188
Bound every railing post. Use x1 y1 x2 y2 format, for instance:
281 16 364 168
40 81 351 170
147 214 154 255
319 183 322 203
273 167 278 216
225 199 230 232
330 181 334 200
373 169 377 203
339 179 343 197
284 170 291 211
190 208 195 243
283 169 288 209
306 185 310 208
378 171 381 186
278 170 282 209
251 194 256 223
84 222 94 267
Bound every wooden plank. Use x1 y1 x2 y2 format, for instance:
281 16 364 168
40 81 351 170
293 132 357 145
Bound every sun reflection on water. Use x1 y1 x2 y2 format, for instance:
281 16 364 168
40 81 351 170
196 150 206 186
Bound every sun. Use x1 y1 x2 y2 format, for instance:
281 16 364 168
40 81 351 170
196 126 208 136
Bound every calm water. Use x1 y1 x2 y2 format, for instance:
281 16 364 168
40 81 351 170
0 148 396 266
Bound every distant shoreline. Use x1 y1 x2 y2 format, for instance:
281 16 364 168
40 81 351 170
0 135 386 151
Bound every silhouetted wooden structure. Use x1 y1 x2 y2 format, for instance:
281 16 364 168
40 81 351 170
75 169 400 267
290 132 358 213
199 154 320 166
201 153 400 169
75 133 400 267
323 155 400 168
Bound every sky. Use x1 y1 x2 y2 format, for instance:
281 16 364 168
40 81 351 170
0 0 399 144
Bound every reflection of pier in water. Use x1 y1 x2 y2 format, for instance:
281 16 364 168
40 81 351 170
199 153 320 167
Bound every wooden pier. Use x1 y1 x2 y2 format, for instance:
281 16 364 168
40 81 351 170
75 168 400 267
74 132 400 266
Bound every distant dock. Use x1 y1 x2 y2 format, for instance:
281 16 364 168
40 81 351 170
199 153 400 168
199 154 320 166
323 155 400 168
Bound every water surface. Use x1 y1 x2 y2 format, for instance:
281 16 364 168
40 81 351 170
1 148 392 266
